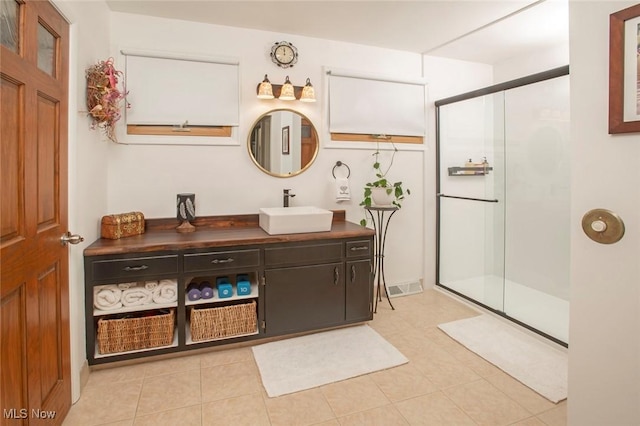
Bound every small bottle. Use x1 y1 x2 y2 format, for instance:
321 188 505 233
464 158 474 174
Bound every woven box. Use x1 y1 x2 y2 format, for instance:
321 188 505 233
97 309 175 354
190 301 257 342
101 212 145 239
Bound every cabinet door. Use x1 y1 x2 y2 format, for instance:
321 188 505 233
265 263 344 335
346 259 373 322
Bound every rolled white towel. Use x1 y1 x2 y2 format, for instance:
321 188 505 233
121 287 153 307
144 280 159 291
94 285 122 311
152 279 178 304
117 282 137 290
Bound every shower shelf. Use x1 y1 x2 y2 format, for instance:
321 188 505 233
448 166 493 176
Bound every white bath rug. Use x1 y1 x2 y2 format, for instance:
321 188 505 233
252 325 408 397
438 315 567 403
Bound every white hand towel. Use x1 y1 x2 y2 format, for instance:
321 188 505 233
121 288 153 307
335 177 351 201
144 280 159 291
152 279 178 304
94 285 123 310
117 282 136 290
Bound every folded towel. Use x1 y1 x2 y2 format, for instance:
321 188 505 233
187 282 201 301
335 177 351 201
153 279 178 304
94 285 122 310
199 281 214 299
117 282 136 290
144 280 159 291
121 287 153 307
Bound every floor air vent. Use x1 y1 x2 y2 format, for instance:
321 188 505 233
387 280 423 298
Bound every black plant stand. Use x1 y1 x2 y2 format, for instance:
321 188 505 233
365 206 399 313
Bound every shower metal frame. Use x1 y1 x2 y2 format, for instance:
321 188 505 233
434 65 570 348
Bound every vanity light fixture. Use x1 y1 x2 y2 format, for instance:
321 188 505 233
300 78 316 103
279 76 296 101
256 75 317 102
257 74 275 99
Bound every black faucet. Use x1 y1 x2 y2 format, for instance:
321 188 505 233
283 189 296 207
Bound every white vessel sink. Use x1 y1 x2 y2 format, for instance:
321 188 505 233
259 206 333 235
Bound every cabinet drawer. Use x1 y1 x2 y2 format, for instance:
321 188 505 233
184 249 260 273
265 242 342 267
346 240 372 258
92 255 178 281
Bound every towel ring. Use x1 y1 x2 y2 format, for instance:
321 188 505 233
332 161 351 179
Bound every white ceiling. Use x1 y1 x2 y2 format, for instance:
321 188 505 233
105 0 569 65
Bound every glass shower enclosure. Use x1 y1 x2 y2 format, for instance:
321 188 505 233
436 66 570 345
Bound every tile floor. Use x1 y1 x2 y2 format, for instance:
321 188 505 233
62 289 567 426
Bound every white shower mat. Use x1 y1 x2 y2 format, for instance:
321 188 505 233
252 325 408 397
438 315 567 403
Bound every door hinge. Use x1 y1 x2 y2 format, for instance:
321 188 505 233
261 275 266 286
261 320 266 331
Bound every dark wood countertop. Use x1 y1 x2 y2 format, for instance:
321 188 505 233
84 211 373 257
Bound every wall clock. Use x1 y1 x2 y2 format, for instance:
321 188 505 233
270 41 298 68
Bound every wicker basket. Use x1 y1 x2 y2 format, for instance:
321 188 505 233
97 309 175 354
190 301 257 342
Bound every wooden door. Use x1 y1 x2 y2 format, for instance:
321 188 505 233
1 1 71 424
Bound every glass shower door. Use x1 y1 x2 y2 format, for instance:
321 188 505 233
437 92 505 311
437 69 570 345
502 75 570 343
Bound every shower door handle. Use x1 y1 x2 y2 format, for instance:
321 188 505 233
437 193 499 203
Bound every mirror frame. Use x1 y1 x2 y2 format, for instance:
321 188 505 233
247 108 319 178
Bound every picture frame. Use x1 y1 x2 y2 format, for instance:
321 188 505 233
609 4 640 134
282 126 290 154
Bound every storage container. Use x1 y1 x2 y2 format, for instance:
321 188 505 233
96 309 174 354
190 301 257 342
101 212 145 239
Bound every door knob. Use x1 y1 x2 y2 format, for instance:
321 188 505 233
60 231 84 246
581 209 625 244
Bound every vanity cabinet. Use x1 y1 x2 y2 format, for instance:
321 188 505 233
83 213 374 365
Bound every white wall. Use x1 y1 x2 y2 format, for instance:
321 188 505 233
493 42 570 84
568 1 640 424
53 0 111 403
107 13 427 286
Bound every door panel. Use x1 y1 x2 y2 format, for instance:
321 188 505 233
1 1 70 424
265 263 345 335
0 76 23 243
1 286 28 423
36 94 59 227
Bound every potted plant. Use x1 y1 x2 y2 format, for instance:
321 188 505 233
359 143 410 226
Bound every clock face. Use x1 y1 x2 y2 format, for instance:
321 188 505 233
271 42 298 68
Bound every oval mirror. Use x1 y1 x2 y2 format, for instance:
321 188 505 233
248 109 319 177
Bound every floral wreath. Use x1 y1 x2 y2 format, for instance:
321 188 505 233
85 58 128 142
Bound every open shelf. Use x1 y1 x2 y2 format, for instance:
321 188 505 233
93 302 177 316
185 283 259 306
448 166 493 176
